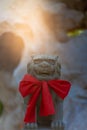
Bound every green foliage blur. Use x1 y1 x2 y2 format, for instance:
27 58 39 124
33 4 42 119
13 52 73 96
0 101 3 116
68 29 84 37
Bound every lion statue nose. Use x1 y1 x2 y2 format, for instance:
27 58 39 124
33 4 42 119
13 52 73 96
40 62 49 68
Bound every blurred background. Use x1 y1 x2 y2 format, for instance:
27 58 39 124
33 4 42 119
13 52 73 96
0 0 87 130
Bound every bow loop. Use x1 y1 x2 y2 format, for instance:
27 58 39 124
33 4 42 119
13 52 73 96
19 74 41 97
48 80 71 99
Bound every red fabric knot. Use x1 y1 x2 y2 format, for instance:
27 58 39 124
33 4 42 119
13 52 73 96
19 74 71 123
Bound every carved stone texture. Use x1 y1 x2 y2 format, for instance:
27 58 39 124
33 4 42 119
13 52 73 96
23 54 64 130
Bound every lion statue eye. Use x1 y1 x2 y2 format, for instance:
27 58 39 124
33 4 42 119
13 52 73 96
34 60 41 64
0 101 4 116
49 60 55 65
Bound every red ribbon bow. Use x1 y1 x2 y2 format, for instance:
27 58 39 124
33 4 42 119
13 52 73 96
19 74 71 123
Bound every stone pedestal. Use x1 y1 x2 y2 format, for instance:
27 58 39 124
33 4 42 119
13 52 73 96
23 126 64 130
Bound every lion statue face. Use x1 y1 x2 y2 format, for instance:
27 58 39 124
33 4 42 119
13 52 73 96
27 55 61 80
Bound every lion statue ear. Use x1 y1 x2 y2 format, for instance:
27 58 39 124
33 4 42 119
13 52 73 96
55 56 58 61
27 62 30 73
27 57 33 74
55 56 61 77
31 55 35 60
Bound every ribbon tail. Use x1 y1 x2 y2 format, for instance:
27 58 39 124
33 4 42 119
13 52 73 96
40 81 55 116
24 87 41 123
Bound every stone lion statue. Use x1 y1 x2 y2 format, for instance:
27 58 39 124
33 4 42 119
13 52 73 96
24 54 64 129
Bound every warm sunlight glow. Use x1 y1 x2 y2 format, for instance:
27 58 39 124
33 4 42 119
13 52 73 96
0 0 66 54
